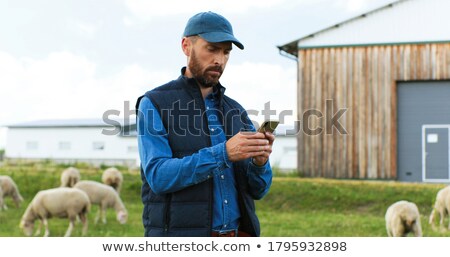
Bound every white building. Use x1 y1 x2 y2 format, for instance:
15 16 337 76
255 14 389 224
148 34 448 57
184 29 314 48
5 119 297 170
5 119 139 167
270 125 297 172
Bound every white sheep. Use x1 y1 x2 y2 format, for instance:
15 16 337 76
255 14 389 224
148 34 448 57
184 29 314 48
0 175 24 210
101 167 123 193
429 185 450 231
74 180 127 224
0 186 3 211
385 200 422 237
19 187 90 237
60 167 81 187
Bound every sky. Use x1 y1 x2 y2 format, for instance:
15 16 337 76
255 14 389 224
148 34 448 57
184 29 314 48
0 0 396 148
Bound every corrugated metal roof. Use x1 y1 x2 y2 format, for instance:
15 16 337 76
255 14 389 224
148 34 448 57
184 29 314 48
278 0 403 56
278 0 450 56
6 118 136 128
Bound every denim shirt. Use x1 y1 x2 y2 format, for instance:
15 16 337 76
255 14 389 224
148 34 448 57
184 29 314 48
204 91 240 230
137 88 272 232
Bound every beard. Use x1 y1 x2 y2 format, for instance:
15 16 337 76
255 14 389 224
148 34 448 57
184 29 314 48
188 49 223 88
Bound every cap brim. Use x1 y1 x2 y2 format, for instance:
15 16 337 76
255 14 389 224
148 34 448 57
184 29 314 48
199 32 244 50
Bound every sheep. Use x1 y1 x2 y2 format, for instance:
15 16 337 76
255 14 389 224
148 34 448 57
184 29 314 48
19 187 90 237
0 186 3 211
0 175 24 210
60 167 81 187
101 167 123 193
429 185 450 231
74 180 127 224
385 200 422 237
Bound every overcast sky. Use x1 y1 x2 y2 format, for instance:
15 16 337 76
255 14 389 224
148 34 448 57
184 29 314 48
0 0 396 148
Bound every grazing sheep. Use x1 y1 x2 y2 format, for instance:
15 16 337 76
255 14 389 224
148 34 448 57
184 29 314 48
74 180 127 224
60 167 81 187
19 187 90 237
385 200 422 237
0 175 24 210
429 185 450 231
0 186 3 211
101 167 123 193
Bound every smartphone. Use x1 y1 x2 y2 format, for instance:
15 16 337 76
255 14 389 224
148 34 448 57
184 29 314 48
257 120 279 133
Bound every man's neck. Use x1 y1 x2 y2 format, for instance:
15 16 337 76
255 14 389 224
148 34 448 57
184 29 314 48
183 67 214 99
200 86 213 99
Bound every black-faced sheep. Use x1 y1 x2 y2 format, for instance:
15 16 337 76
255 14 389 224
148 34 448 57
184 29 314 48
19 187 90 237
0 175 24 210
101 167 123 193
60 167 81 187
385 200 422 237
74 180 127 224
429 185 450 231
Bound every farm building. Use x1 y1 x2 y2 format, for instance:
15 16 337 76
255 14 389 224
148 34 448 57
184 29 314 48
270 125 297 171
278 0 450 182
4 119 297 170
5 119 139 167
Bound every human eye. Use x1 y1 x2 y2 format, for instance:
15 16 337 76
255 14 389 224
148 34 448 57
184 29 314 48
206 46 217 52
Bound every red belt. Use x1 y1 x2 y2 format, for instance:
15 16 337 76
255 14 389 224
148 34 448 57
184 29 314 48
211 230 251 237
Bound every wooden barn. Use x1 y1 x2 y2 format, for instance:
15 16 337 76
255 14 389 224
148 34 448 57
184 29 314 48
279 0 450 182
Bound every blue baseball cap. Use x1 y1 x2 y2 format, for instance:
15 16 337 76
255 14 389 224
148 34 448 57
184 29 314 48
183 11 244 50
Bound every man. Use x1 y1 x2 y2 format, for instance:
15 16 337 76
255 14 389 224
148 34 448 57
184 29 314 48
136 11 274 237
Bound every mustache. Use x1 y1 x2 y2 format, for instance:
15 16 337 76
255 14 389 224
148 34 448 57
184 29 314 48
206 66 223 73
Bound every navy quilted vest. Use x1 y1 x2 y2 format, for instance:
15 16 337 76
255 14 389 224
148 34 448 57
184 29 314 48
136 73 260 236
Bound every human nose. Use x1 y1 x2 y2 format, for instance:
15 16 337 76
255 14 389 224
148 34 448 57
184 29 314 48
214 52 226 66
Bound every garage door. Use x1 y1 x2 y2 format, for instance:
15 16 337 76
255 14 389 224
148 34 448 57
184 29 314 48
397 80 450 182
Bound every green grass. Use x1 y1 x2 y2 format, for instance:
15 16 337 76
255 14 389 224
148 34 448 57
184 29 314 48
0 161 143 237
257 178 450 236
1 161 449 237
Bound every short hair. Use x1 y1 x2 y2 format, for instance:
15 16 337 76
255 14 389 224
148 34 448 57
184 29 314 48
187 35 199 44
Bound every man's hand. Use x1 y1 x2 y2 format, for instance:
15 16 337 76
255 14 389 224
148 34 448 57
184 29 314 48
226 131 275 165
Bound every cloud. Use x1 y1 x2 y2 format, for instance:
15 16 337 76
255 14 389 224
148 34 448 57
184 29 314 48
69 19 103 37
0 50 297 150
123 0 287 22
333 0 374 12
220 62 297 125
0 51 174 126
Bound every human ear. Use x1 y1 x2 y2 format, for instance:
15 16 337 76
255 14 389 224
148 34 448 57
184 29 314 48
181 37 191 57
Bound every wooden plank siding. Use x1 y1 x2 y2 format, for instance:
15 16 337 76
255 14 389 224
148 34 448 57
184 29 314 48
297 43 450 179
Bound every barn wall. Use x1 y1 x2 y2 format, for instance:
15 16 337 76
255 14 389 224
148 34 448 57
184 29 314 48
297 43 450 179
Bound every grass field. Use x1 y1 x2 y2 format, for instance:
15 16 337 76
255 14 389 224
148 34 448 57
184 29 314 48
1 161 449 237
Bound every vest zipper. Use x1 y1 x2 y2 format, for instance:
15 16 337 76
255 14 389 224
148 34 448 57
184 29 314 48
164 194 172 234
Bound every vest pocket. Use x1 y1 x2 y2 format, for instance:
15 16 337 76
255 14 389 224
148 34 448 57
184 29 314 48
168 202 209 228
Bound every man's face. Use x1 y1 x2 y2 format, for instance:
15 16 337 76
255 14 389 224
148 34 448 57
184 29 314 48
187 37 232 88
